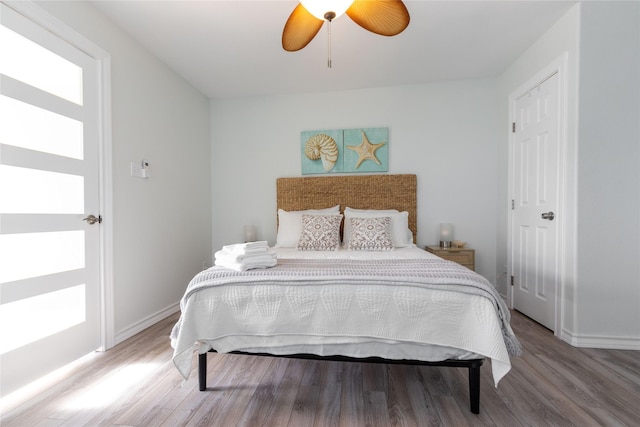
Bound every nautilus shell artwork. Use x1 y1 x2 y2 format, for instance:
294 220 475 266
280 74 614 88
304 133 339 172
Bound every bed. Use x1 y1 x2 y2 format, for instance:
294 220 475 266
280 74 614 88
170 174 520 415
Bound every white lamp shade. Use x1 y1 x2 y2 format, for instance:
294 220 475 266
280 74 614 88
244 225 257 242
439 223 454 241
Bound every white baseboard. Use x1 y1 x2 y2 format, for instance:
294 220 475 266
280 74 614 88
114 302 180 346
560 329 640 350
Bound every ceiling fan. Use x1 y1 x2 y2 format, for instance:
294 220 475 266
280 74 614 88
282 0 410 57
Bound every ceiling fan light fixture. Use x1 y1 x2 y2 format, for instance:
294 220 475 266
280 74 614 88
300 0 355 21
282 0 409 54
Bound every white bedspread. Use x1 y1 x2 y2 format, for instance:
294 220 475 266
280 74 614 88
171 247 519 386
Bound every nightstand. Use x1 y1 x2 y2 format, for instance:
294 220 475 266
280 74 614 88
425 245 475 271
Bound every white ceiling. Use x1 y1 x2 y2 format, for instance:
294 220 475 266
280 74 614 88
90 0 577 99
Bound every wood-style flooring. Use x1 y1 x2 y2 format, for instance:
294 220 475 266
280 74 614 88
2 310 639 426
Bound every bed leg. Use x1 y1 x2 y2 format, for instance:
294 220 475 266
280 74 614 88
198 352 207 391
469 364 480 414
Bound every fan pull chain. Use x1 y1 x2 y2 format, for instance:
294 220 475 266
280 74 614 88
327 18 332 68
323 11 336 69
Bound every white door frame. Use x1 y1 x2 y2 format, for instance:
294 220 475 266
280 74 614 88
507 53 569 337
5 0 114 350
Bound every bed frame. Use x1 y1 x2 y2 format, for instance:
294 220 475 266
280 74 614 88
198 174 485 414
199 351 483 414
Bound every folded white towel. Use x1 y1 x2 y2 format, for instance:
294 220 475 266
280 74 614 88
215 255 277 271
214 248 273 263
222 241 269 255
215 250 275 264
214 243 276 271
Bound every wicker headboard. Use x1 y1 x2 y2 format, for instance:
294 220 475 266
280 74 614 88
276 174 417 243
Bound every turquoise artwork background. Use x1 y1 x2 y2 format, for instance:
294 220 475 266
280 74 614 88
343 127 388 173
301 127 388 175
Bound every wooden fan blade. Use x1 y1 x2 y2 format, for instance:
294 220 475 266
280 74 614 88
346 0 410 36
282 3 324 51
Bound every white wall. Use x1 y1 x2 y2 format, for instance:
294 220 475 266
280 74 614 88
211 80 501 283
36 1 212 341
574 1 640 346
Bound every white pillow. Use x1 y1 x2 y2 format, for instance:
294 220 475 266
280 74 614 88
297 214 343 251
347 216 394 251
343 207 413 248
276 205 340 247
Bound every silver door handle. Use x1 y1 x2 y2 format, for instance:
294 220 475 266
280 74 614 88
541 211 555 221
83 214 102 225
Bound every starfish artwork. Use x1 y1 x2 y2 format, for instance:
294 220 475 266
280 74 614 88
347 131 387 169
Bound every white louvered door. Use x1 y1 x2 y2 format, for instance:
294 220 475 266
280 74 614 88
0 2 101 397
511 72 560 331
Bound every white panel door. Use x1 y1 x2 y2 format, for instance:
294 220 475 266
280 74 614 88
0 3 101 397
511 72 560 331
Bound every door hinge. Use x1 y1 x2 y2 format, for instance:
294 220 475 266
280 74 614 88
511 199 515 210
511 275 515 286
512 122 516 133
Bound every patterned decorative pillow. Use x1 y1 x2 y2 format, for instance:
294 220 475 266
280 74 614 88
276 205 340 247
297 214 343 251
347 217 394 251
344 208 412 247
